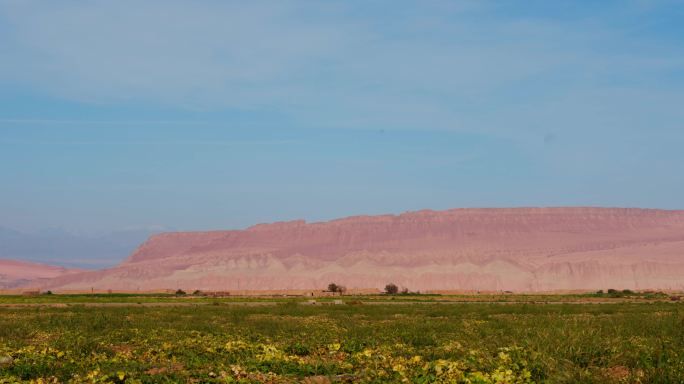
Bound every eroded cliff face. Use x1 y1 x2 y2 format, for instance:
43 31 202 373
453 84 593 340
40 208 684 292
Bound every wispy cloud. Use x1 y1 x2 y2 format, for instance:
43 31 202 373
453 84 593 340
0 119 237 126
1 1 682 137
0 0 683 241
0 136 302 146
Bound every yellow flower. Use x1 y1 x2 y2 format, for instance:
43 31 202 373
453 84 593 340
497 351 512 364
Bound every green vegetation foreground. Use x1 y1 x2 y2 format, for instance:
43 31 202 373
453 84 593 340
1 302 683 383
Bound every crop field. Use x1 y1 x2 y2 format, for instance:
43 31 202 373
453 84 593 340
0 290 673 305
1 296 683 383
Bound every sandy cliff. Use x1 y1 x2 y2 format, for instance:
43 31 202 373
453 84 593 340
37 208 684 292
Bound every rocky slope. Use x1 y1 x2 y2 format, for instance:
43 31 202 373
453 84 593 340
38 208 684 292
0 259 83 289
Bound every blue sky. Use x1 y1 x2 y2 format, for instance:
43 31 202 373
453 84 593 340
1 1 684 266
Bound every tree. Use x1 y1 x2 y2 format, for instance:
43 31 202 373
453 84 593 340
385 283 398 295
328 283 339 293
175 289 186 296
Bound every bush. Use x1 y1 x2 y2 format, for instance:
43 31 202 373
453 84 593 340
175 289 186 296
605 288 637 298
385 283 398 295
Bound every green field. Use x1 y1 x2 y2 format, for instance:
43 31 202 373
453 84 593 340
0 289 672 305
1 297 683 383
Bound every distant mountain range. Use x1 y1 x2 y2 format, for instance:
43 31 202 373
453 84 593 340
0 259 83 289
0 227 163 269
11 207 684 293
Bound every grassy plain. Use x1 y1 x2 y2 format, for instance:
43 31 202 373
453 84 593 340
1 295 683 383
0 290 672 305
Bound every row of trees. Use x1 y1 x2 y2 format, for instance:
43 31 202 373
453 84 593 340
177 284 411 296
383 283 409 295
327 283 347 294
328 282 409 295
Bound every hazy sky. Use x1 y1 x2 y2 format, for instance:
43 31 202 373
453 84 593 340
1 0 684 237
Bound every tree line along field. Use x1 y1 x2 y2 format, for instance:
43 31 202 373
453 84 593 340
1 299 683 383
0 289 677 305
